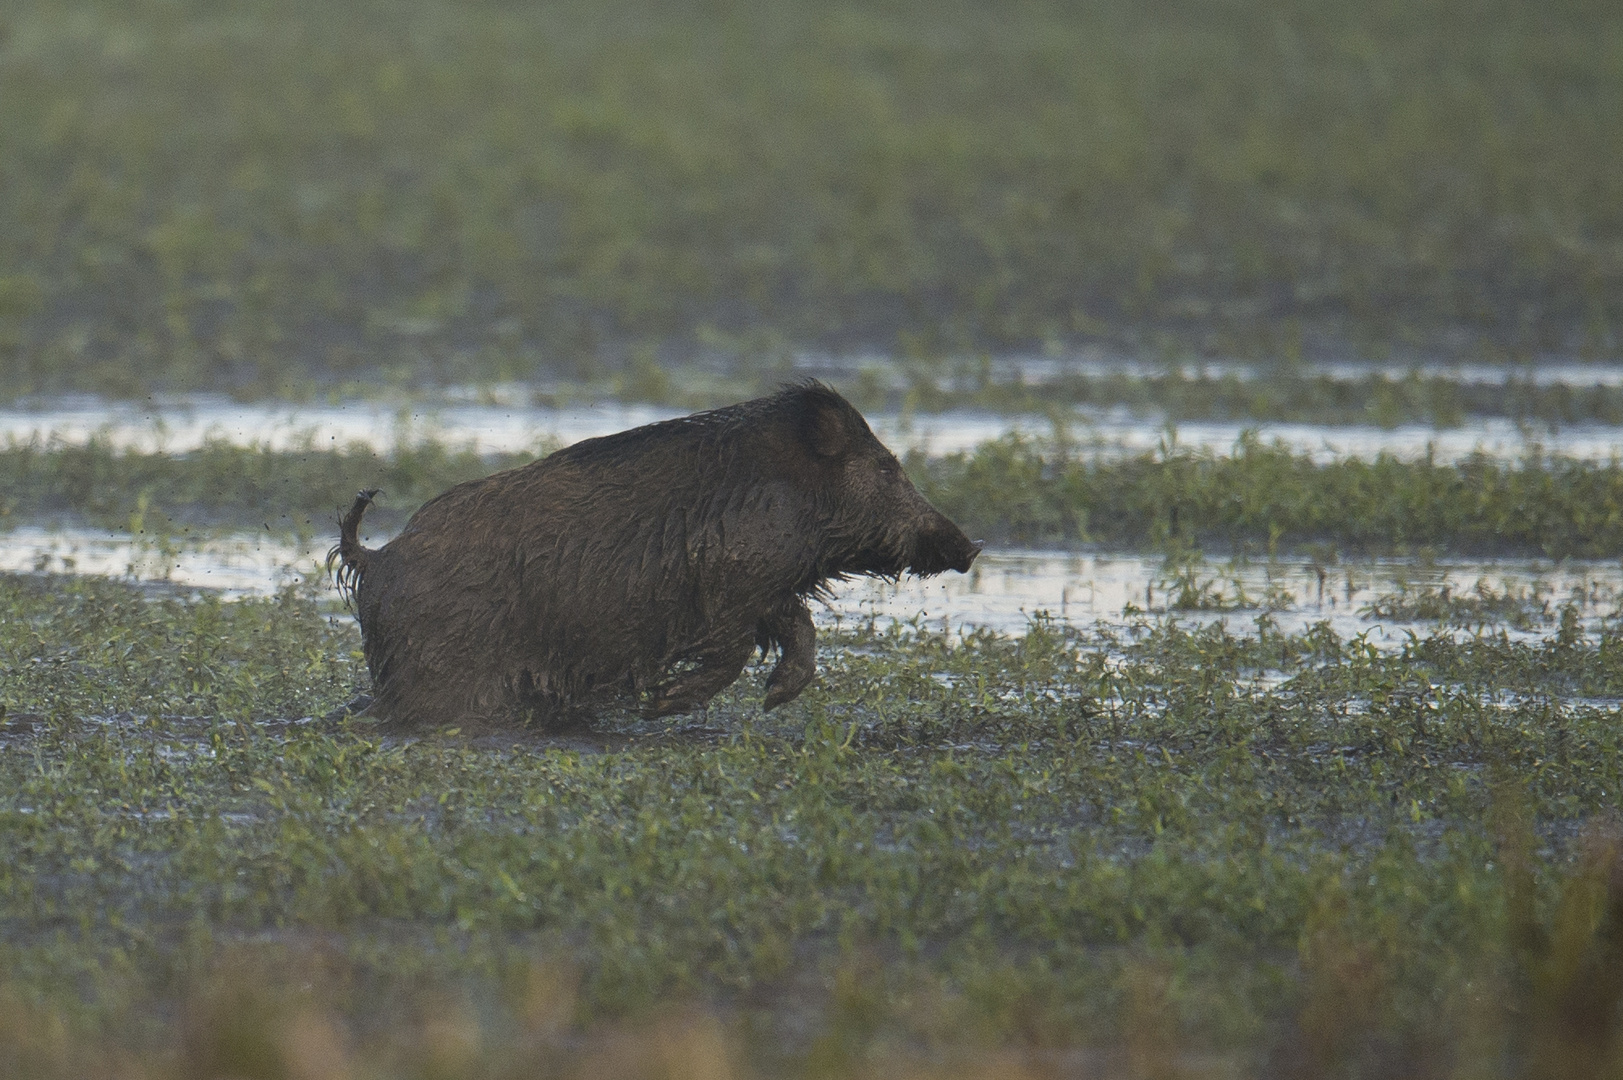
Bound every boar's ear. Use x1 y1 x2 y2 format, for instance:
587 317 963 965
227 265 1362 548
797 388 854 459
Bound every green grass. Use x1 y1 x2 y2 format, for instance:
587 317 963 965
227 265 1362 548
11 435 1623 558
0 435 528 536
1 0 1620 398
910 435 1623 557
3 570 1623 1076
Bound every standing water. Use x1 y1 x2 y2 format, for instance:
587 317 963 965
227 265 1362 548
5 525 1620 647
7 391 1623 646
4 393 1623 461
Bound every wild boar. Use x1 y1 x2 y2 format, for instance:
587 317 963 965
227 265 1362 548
333 382 981 728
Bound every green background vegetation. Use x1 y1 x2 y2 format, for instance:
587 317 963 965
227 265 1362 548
1 0 1621 398
10 437 1623 558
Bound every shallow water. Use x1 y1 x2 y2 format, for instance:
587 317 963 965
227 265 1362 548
839 549 1623 645
0 525 325 595
7 525 1619 646
4 393 1622 463
792 348 1623 389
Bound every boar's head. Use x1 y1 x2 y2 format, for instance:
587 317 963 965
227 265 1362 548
792 385 983 580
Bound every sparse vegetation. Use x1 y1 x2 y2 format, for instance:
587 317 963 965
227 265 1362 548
1359 578 1559 631
3 571 1623 1076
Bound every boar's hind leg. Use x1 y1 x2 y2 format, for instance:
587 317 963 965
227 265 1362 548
648 634 756 718
760 597 817 711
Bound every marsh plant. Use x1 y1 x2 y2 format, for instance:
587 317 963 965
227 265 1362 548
14 436 1623 560
3 569 1623 1075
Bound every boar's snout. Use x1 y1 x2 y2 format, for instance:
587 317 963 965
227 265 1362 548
908 514 984 577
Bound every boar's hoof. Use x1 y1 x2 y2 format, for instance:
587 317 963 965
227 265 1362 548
645 636 756 718
761 599 817 711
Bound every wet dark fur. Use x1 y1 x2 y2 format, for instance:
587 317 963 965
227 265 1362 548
332 383 981 729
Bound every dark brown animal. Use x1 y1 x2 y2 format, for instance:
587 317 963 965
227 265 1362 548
333 383 981 727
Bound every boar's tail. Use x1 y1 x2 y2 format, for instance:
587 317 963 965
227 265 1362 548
328 488 380 605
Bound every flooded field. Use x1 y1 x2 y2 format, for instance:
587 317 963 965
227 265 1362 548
6 394 1623 1079
799 351 1623 389
7 524 1620 646
6 392 1623 462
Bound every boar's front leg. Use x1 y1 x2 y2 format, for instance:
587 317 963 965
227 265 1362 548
647 633 756 718
759 596 817 711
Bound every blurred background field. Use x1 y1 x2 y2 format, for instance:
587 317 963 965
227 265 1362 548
0 0 1620 402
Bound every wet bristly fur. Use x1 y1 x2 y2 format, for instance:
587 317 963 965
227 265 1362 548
333 382 981 729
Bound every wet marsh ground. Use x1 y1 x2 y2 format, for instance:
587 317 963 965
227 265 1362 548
3 412 1623 1071
7 423 1623 1077
4 562 1623 1077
